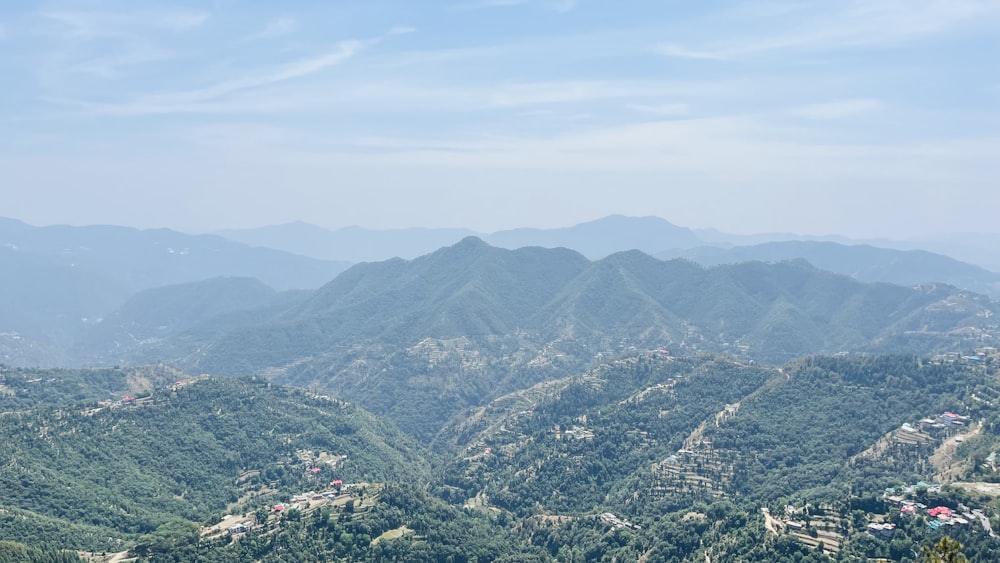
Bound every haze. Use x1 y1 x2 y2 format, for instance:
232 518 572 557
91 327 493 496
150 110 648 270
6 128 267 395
1 1 998 238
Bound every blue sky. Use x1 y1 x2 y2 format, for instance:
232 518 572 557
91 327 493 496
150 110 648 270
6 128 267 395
1 0 998 237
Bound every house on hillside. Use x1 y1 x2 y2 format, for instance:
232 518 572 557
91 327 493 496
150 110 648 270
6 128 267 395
920 418 946 434
929 506 953 518
940 412 970 427
867 522 896 540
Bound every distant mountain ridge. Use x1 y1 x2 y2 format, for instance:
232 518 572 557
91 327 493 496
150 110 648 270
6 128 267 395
0 217 351 365
662 240 1000 299
217 221 478 263
84 238 1000 443
0 217 349 292
217 215 1000 299
486 214 702 258
217 214 702 261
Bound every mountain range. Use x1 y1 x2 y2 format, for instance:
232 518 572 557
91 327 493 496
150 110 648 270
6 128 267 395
0 218 348 365
217 215 710 262
4 214 1000 560
0 217 348 292
218 215 1000 299
69 238 999 444
4 352 999 561
660 240 1000 299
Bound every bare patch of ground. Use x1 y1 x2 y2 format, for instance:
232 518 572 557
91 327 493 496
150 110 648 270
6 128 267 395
371 526 414 546
950 481 1000 497
931 422 982 482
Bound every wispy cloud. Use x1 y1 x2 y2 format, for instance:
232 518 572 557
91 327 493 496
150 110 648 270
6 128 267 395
68 46 174 77
42 9 209 40
789 99 882 120
656 0 1000 61
629 103 690 117
456 0 528 8
453 0 578 12
246 16 297 41
57 39 367 115
550 0 578 13
655 43 727 61
489 80 633 107
35 9 210 79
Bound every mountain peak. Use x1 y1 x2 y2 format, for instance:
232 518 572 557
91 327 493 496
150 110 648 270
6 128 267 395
486 215 702 259
455 235 490 248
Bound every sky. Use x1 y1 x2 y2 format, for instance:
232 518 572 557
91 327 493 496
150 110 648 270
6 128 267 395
1 0 998 238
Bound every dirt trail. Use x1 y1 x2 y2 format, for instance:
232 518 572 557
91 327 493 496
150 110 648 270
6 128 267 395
761 508 780 536
931 422 982 482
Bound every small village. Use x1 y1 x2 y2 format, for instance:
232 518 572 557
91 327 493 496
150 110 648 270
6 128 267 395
208 477 370 540
762 407 998 555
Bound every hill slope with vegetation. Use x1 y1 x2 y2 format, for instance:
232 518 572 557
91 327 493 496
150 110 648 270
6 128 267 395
0 373 429 553
2 354 1000 561
99 239 1000 444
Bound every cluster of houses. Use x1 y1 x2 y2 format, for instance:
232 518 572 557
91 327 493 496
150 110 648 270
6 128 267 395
271 480 348 514
932 348 994 365
600 512 641 531
97 395 154 408
226 520 254 535
918 412 972 435
882 485 993 536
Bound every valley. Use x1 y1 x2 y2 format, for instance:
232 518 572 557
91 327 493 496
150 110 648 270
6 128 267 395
3 347 1000 561
4 0 997 557
2 219 1000 561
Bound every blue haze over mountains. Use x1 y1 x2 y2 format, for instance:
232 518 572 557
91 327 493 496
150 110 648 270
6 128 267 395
4 213 1000 370
217 215 1000 299
4 212 1000 445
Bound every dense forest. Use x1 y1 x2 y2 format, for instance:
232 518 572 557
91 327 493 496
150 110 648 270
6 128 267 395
2 351 999 561
0 374 428 552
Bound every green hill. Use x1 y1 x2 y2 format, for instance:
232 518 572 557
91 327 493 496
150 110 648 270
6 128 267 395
85 239 998 445
0 363 184 412
3 355 1000 561
0 374 429 552
75 277 310 365
426 352 1000 562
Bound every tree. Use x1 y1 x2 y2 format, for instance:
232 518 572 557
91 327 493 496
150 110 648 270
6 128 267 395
921 537 968 563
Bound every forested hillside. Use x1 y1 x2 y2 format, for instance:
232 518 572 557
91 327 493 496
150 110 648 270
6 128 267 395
0 363 183 411
425 352 1000 561
2 353 1000 561
94 239 999 445
4 233 1000 561
0 374 428 553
